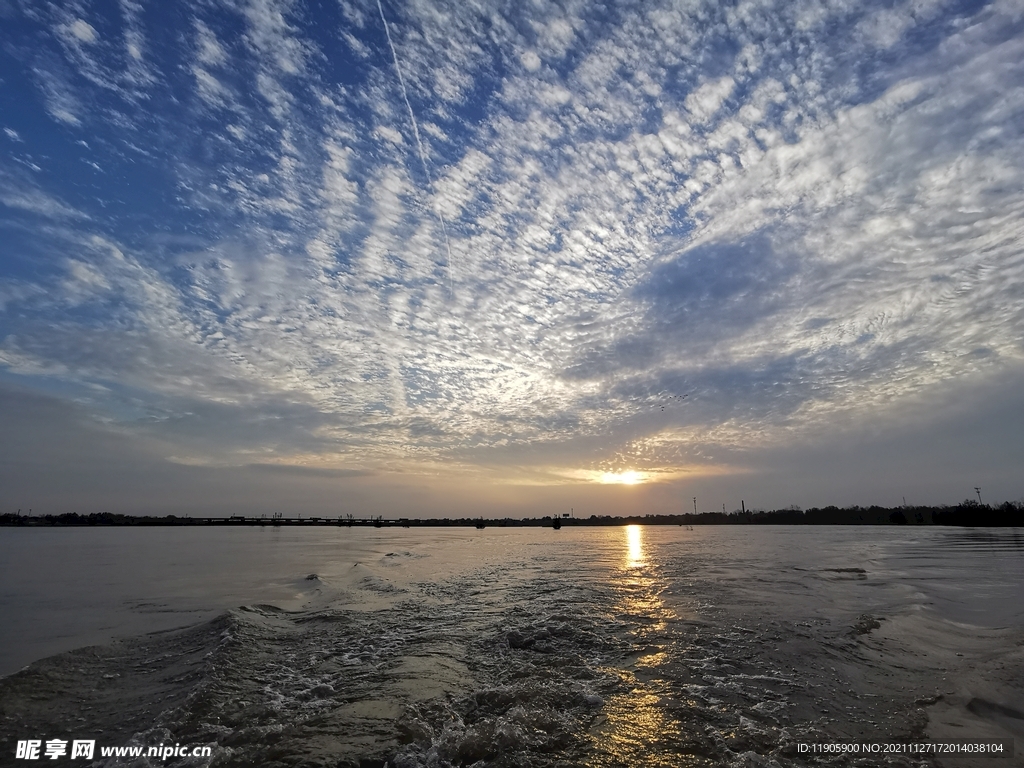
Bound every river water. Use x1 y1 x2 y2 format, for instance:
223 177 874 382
1 525 1022 767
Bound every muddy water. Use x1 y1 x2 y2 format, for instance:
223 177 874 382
1 525 1022 767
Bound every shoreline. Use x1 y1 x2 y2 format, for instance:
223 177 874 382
3 506 1024 528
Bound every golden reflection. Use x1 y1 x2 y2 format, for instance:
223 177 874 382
625 524 644 568
587 687 693 767
584 527 702 766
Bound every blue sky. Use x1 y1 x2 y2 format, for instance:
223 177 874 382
1 0 1022 516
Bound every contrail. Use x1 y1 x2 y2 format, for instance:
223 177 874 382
376 0 455 293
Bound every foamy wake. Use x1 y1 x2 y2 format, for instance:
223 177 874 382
4 547 1022 767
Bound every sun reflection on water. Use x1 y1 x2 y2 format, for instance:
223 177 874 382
582 525 702 765
625 524 644 568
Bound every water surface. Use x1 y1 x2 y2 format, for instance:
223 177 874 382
1 525 1022 767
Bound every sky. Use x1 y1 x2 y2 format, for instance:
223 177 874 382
1 0 1022 518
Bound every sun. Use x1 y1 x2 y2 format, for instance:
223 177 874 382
600 470 643 485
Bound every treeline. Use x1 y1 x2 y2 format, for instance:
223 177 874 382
1 512 183 526
600 499 1024 527
1 500 1023 527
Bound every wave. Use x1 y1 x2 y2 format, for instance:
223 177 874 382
3 535 1023 767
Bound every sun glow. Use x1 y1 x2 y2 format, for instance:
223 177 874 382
600 470 643 485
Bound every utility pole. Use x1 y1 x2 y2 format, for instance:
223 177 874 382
741 500 745 514
975 487 983 505
693 497 697 515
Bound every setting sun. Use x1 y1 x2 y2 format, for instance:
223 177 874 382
600 470 644 485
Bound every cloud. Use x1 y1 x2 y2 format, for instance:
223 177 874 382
562 234 798 380
194 19 227 66
66 19 97 43
1 0 1023 507
685 76 736 124
46 2 155 100
31 59 83 125
242 0 309 76
520 50 542 72
0 167 89 220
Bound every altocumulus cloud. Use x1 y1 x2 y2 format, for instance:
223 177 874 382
0 0 1022 513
